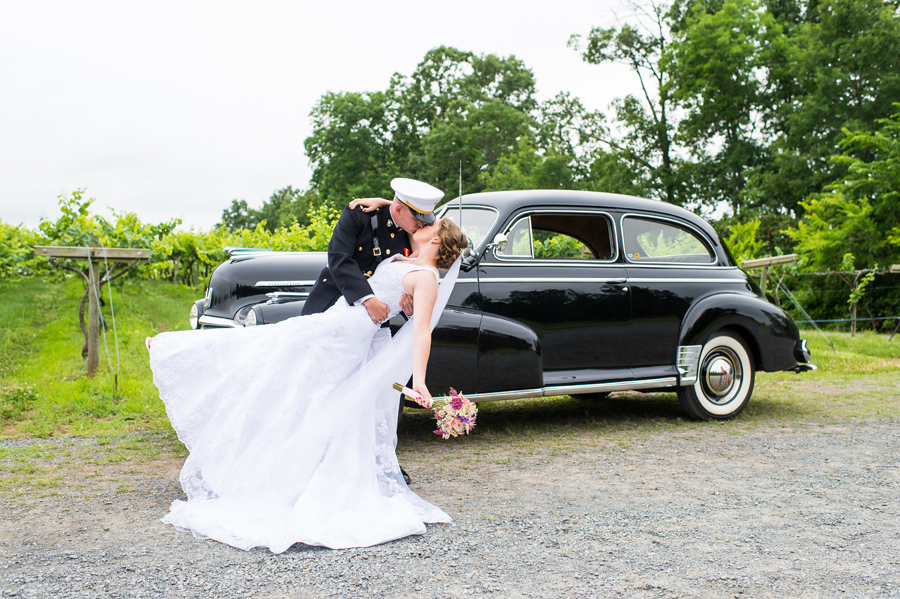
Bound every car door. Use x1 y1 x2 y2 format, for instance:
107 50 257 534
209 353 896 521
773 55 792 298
621 214 743 380
476 208 633 390
424 205 499 395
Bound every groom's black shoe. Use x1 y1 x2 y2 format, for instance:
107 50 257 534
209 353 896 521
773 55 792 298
401 467 411 485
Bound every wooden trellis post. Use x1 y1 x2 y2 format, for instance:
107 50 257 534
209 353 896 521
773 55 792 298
892 265 900 340
34 241 151 377
740 254 798 295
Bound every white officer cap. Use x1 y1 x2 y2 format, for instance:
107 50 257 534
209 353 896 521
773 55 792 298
390 178 443 224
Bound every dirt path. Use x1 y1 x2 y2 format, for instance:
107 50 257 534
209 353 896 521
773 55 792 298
2 417 898 598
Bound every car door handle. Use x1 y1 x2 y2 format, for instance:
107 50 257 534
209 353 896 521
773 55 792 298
606 278 627 284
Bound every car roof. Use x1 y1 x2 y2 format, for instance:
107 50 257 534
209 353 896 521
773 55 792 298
449 190 720 243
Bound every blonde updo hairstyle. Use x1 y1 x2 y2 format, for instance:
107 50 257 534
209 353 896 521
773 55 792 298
436 219 469 270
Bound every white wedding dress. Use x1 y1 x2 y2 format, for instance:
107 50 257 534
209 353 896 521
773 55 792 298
149 256 459 552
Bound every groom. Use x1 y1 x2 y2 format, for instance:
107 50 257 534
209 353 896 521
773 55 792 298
301 178 442 326
301 178 443 483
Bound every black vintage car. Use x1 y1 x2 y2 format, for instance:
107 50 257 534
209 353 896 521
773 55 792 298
189 190 813 420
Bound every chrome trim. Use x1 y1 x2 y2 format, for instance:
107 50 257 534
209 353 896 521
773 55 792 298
472 277 630 284
700 345 743 405
266 292 309 299
440 377 678 403
677 345 702 385
225 247 327 257
198 314 243 329
628 278 747 284
254 280 316 287
189 301 201 330
549 377 677 396
495 208 620 264
794 339 811 363
482 260 630 268
224 246 272 256
623 263 736 270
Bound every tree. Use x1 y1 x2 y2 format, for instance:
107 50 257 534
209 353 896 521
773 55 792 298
304 91 397 202
667 0 775 216
304 47 541 203
750 0 900 219
480 138 577 191
220 187 323 233
570 1 684 204
221 199 258 231
787 107 900 271
420 98 535 196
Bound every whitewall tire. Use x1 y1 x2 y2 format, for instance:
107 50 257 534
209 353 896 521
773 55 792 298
677 332 755 420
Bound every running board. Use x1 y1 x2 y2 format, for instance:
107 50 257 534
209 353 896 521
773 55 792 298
446 377 678 404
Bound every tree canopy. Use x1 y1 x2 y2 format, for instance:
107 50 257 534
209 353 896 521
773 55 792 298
229 0 900 282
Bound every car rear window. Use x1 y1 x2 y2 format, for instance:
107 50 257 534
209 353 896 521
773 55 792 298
623 216 715 264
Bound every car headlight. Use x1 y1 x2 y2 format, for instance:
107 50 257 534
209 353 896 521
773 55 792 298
245 308 258 327
189 302 200 330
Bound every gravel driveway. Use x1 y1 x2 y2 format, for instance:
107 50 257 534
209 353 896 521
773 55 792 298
2 417 899 598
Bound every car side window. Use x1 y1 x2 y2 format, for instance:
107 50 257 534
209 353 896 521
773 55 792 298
498 212 615 261
623 216 715 264
500 216 535 257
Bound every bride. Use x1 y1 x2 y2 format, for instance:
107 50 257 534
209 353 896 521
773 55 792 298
148 217 469 552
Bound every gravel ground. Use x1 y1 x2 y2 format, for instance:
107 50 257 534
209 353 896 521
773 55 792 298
1 419 899 598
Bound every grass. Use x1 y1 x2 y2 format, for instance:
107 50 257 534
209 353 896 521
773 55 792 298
0 275 197 438
1 274 898 495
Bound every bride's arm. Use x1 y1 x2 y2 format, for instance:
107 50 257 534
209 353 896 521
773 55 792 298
349 197 392 212
405 271 438 404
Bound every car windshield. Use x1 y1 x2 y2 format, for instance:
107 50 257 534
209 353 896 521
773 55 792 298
438 205 499 251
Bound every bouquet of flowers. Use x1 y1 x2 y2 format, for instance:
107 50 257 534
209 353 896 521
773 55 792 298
392 384 478 439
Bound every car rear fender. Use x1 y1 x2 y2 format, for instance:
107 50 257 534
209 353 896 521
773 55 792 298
679 293 800 372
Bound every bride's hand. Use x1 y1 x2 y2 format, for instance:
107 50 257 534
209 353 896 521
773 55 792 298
349 197 391 212
399 292 414 316
411 382 432 408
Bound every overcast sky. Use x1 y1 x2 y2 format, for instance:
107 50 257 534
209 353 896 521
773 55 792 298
1 0 641 231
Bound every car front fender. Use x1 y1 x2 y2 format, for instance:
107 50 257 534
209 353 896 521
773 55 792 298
476 313 542 393
248 300 306 326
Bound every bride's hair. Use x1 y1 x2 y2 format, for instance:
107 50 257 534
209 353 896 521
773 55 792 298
436 219 469 270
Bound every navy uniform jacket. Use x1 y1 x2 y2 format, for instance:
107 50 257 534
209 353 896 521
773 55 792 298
301 205 412 316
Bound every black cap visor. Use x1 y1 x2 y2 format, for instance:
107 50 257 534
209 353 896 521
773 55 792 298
403 202 436 224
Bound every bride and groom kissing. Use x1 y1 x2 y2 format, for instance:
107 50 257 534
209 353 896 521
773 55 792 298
148 178 469 552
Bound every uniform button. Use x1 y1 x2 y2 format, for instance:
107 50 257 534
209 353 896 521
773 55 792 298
390 233 395 238
358 246 362 251
386 249 391 255
323 278 327 282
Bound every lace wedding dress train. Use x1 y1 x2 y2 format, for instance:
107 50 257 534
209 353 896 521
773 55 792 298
149 257 459 552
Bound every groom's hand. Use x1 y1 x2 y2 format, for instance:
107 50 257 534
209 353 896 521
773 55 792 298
363 297 391 324
400 292 414 316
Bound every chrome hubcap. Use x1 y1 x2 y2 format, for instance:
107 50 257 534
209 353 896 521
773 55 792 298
700 347 742 405
706 357 734 394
